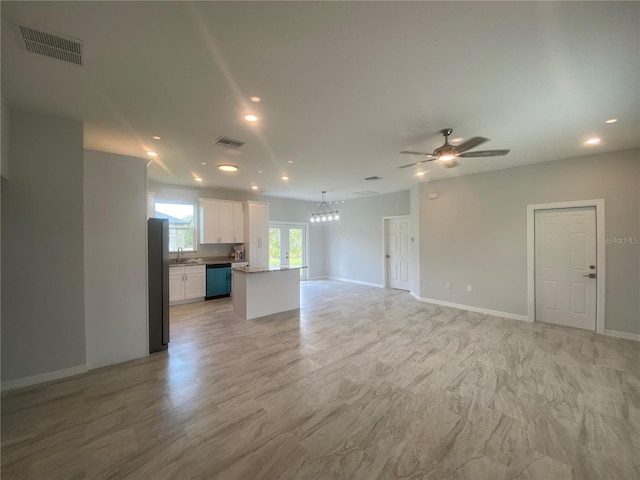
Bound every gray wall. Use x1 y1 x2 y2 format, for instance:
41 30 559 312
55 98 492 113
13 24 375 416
1 97 8 179
84 151 148 368
419 148 640 335
409 185 421 296
148 182 326 279
325 190 410 286
1 109 86 381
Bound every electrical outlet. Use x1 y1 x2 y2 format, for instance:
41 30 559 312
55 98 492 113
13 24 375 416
467 285 472 292
446 281 451 289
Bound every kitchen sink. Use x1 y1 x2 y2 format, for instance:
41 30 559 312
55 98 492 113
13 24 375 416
170 258 202 265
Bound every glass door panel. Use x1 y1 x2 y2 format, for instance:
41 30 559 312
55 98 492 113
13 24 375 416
269 223 307 279
269 227 281 267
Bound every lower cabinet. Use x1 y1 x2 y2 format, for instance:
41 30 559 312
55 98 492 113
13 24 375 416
170 265 205 303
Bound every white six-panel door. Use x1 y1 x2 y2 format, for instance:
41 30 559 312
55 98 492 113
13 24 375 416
534 207 597 330
386 217 410 291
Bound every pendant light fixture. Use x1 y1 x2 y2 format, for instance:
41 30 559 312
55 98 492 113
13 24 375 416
310 191 340 223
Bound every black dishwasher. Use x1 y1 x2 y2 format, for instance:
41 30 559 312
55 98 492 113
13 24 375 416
205 263 232 299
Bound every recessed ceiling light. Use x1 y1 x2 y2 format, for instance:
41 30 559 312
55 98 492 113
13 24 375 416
201 162 207 165
288 160 293 164
194 177 203 182
415 171 426 177
250 96 261 103
152 136 161 140
281 176 289 181
147 151 158 157
251 185 259 190
244 114 258 122
451 137 464 143
258 170 263 174
605 118 618 124
218 164 239 172
585 137 602 145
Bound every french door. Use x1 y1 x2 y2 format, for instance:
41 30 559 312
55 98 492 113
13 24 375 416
269 223 307 280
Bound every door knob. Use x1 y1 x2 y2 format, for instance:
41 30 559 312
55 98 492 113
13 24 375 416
386 254 390 258
583 273 596 278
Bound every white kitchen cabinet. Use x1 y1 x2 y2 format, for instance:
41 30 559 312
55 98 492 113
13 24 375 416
200 199 244 244
233 202 244 243
169 267 186 302
245 201 269 267
169 265 205 303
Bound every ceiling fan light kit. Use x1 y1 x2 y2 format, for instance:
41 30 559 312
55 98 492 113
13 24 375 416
310 191 339 223
399 128 510 169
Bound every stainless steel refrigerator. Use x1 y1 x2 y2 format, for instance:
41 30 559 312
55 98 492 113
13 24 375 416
148 218 169 352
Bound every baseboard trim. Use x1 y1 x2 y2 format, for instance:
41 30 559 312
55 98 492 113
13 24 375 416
307 276 328 281
416 297 530 322
1 364 88 392
603 329 640 342
327 277 384 288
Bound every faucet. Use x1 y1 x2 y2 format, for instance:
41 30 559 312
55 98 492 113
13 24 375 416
177 247 184 263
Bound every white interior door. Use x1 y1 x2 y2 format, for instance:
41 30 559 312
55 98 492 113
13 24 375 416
535 207 597 330
269 223 307 280
386 217 410 291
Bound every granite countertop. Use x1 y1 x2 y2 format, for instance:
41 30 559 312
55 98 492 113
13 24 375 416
169 256 246 267
233 265 308 274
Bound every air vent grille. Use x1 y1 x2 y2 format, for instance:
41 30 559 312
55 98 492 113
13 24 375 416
352 191 379 196
364 176 383 181
214 136 245 148
17 24 84 66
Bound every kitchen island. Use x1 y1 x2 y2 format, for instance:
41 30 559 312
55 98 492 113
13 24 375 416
232 265 307 320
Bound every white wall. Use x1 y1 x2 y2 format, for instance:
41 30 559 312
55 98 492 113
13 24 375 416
419 148 640 335
84 151 148 368
148 182 326 279
1 108 86 383
325 191 410 286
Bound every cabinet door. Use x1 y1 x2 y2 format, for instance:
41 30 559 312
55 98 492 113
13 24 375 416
184 272 206 299
217 201 234 243
169 274 185 302
247 202 260 243
248 243 260 267
200 199 219 244
233 202 244 243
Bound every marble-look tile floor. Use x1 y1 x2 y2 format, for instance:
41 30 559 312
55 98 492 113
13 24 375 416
2 280 639 479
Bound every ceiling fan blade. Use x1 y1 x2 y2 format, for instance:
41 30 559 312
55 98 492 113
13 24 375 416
398 160 430 169
453 136 488 153
442 160 459 168
400 150 435 156
458 149 510 158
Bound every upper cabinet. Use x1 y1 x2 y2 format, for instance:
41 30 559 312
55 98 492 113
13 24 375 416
199 199 244 244
245 201 269 266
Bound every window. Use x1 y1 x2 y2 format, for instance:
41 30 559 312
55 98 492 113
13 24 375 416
154 203 196 252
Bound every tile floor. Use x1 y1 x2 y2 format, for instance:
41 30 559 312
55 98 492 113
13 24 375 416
2 280 639 479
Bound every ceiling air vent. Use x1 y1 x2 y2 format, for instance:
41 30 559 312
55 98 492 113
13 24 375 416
214 136 245 149
17 24 84 66
364 176 383 181
352 191 379 196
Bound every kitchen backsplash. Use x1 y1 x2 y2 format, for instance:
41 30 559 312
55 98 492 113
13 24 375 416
169 243 241 260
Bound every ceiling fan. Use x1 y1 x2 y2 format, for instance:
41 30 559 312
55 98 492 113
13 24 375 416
398 128 510 169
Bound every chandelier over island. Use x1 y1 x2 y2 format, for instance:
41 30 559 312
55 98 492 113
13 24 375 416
310 191 340 223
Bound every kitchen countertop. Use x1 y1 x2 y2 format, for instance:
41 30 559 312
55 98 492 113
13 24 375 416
233 265 308 274
169 256 245 267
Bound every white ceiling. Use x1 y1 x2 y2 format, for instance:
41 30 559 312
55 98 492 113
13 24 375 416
2 2 638 202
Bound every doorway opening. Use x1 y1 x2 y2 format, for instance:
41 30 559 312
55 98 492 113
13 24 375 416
269 223 308 280
527 200 605 332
